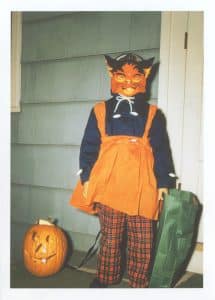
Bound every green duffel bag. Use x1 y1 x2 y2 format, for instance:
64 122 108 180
149 188 201 288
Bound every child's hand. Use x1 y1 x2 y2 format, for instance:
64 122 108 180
83 181 89 199
158 188 168 201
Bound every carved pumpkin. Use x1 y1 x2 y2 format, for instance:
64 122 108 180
23 219 68 277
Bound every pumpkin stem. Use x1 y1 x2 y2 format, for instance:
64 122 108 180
37 219 54 226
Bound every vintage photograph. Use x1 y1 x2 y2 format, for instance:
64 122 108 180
10 11 203 289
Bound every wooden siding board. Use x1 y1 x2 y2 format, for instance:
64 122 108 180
95 12 131 54
11 102 94 145
11 113 20 143
22 13 103 61
21 49 159 103
11 184 100 235
130 12 161 49
11 184 31 223
13 96 159 145
21 56 104 102
28 186 65 225
11 145 79 189
22 12 161 62
11 222 30 263
23 12 70 23
62 199 100 235
66 231 99 252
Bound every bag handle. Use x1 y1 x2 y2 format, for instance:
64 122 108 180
66 230 101 271
169 173 180 190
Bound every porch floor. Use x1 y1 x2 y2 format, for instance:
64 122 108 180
11 250 203 289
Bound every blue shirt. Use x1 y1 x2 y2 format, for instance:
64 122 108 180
79 93 176 188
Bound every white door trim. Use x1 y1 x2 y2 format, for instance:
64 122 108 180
11 12 22 113
158 11 203 274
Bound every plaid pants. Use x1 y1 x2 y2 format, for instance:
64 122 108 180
96 203 154 288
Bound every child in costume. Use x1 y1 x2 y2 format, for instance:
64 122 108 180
70 53 175 288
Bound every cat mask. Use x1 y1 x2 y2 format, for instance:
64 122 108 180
104 53 154 97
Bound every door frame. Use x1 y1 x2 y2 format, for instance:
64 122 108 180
158 11 203 274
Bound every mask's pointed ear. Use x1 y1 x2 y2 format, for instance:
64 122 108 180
139 57 155 79
143 67 152 79
104 55 117 77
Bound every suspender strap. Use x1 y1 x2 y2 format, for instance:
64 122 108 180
94 101 157 139
142 105 157 139
66 230 101 270
93 101 106 138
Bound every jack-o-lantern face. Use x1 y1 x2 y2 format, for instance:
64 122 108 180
111 63 147 97
28 230 56 264
23 222 68 277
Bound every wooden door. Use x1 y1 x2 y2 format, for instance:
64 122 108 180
158 12 203 273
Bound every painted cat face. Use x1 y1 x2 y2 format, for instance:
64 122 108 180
105 53 154 97
111 63 147 96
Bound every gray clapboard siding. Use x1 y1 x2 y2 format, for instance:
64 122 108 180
22 12 161 62
11 112 20 143
11 184 31 224
62 198 100 235
130 13 161 49
11 184 100 235
11 222 30 263
11 102 95 145
11 97 159 146
21 49 159 103
11 144 79 189
11 184 65 225
68 231 100 252
21 55 105 102
23 12 70 23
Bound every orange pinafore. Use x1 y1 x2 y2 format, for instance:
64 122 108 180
70 101 160 220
